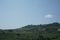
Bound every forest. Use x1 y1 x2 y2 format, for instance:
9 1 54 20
0 22 60 40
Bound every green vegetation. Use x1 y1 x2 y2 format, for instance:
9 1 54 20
0 22 60 40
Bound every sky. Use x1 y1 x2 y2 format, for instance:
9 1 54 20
0 0 60 29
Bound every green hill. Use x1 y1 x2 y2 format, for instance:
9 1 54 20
0 22 60 40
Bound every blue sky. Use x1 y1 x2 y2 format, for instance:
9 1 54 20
0 0 60 29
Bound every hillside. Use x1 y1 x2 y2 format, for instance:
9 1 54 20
0 22 60 40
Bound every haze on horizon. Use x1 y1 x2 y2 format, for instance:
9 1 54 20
0 0 60 29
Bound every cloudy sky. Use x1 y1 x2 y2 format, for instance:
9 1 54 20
0 0 60 29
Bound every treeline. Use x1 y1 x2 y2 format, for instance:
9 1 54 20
0 22 60 40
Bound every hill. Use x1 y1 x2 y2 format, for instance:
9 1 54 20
0 22 60 40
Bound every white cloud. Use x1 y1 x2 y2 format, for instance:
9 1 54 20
45 14 53 18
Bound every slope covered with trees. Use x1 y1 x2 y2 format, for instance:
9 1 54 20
0 22 60 40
